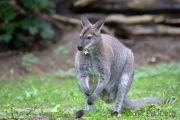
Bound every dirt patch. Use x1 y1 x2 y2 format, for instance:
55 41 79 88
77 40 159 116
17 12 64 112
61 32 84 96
125 35 180 66
0 29 180 79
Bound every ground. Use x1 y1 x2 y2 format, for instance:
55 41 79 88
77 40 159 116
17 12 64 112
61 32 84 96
0 63 180 119
0 29 180 78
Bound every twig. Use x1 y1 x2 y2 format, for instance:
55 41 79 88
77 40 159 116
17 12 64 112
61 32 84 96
42 14 65 29
51 14 81 25
72 0 101 7
165 18 180 24
106 14 165 25
155 53 171 61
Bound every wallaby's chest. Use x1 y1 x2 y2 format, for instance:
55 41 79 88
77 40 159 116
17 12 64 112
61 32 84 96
84 55 103 75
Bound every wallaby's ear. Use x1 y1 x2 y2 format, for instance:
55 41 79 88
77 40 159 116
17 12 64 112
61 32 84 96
92 18 105 32
81 15 91 27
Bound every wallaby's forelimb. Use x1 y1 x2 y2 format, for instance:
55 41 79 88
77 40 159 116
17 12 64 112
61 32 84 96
88 71 111 105
78 76 90 96
75 76 94 118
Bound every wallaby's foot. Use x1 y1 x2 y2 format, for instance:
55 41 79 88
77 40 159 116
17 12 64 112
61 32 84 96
74 110 84 118
111 111 119 116
87 96 96 105
165 96 176 103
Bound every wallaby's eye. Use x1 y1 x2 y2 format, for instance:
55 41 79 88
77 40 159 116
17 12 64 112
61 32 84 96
87 36 91 39
87 35 92 39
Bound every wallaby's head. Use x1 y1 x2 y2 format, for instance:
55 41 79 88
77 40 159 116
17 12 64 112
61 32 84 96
77 15 105 51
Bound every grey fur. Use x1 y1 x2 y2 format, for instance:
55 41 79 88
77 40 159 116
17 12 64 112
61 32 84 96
74 15 163 118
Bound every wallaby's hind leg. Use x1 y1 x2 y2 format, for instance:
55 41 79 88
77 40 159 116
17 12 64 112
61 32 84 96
112 73 133 115
74 76 94 118
112 52 135 115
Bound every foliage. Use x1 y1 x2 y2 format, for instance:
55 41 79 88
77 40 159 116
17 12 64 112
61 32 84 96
0 62 180 119
54 68 76 78
0 0 55 48
53 45 69 56
21 53 39 72
53 45 72 65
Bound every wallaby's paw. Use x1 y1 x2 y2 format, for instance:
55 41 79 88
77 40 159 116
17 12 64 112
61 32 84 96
111 111 119 116
84 90 90 96
74 110 84 118
87 96 95 105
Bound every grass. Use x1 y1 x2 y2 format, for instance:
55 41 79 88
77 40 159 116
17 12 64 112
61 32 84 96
0 62 180 120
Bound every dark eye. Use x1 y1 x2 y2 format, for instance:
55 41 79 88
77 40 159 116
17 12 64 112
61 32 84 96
87 36 92 39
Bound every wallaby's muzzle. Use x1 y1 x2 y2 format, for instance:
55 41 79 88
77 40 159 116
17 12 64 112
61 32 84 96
77 45 83 51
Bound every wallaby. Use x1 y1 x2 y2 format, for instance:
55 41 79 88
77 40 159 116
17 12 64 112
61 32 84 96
74 15 163 118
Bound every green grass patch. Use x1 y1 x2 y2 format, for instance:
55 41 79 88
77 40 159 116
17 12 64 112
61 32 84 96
0 62 180 119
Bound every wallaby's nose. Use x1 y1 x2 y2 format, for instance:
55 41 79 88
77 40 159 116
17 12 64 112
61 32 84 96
77 46 83 51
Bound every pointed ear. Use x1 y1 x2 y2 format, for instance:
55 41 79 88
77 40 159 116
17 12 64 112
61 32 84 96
81 15 91 27
92 18 105 32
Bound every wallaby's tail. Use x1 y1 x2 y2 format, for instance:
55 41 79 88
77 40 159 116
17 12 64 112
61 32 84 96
123 97 164 110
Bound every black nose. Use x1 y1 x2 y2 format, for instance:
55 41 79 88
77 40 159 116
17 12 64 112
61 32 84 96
77 46 83 51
